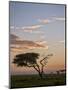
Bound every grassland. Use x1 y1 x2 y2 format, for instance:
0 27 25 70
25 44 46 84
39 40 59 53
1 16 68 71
10 73 66 88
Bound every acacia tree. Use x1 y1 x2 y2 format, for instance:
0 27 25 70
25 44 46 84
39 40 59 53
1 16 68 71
13 52 53 79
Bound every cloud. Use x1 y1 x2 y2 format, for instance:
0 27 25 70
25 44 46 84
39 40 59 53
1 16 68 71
11 39 48 50
10 34 48 52
59 40 65 44
38 19 51 23
35 41 47 45
23 29 44 34
33 31 44 34
23 29 32 33
10 24 42 31
15 27 20 30
54 17 65 21
35 41 48 49
10 26 21 30
22 24 42 30
10 34 21 45
10 26 15 29
39 35 45 39
38 17 65 24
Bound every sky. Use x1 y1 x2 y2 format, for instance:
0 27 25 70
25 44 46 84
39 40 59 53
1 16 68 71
9 1 66 75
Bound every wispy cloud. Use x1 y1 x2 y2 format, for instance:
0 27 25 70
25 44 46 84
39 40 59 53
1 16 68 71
59 40 65 44
38 17 65 24
38 19 51 23
21 24 43 33
35 41 47 45
54 17 65 21
23 29 44 34
35 41 48 49
39 35 45 39
10 26 15 29
22 24 42 30
15 26 20 30
23 29 32 33
10 24 42 31
33 31 44 34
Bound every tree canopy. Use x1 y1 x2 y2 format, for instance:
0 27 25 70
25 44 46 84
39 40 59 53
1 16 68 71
13 52 39 67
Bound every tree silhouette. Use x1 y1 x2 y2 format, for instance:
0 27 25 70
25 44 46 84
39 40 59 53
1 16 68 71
13 52 53 79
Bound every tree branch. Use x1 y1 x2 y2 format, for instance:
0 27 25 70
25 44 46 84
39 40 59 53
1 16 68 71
40 54 53 64
40 54 53 73
27 64 40 73
40 60 44 73
36 64 40 72
33 65 40 72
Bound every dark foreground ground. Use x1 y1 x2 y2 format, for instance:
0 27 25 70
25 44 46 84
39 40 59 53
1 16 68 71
10 73 66 88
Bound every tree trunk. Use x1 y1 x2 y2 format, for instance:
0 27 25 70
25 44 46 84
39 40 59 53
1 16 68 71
32 65 44 79
38 72 43 79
